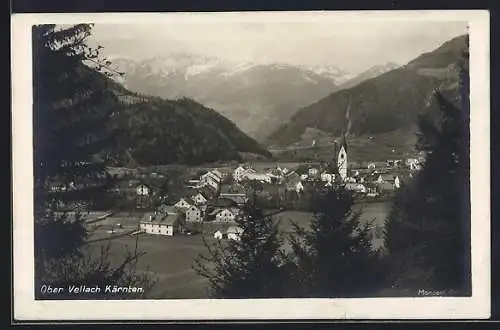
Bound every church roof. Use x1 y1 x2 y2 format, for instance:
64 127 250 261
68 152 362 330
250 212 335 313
340 133 348 153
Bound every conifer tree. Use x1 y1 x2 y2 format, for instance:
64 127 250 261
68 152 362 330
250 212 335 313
193 199 289 298
33 24 155 298
287 185 383 297
383 35 470 294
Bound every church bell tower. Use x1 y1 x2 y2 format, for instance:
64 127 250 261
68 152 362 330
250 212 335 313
337 133 348 181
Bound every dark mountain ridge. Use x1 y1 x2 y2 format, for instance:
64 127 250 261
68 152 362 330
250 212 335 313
265 34 468 149
79 64 272 167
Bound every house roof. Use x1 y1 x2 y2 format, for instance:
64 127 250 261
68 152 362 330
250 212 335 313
216 208 238 216
142 212 178 225
202 171 221 181
377 181 395 190
193 191 208 200
267 168 283 176
176 197 195 206
220 183 247 195
211 169 222 178
210 197 238 208
223 194 248 204
158 213 178 225
379 174 398 181
157 204 176 214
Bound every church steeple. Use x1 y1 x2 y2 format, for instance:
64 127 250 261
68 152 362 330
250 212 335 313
337 131 348 181
340 130 348 153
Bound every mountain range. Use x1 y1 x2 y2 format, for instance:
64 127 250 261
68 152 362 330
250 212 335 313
265 34 468 155
93 33 467 166
109 54 364 140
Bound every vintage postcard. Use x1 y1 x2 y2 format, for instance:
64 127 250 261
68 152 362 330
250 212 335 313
12 10 490 321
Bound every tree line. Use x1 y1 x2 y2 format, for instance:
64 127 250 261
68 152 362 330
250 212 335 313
32 24 473 302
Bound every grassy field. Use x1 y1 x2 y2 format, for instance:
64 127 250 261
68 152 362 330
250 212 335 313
85 202 390 299
85 234 211 299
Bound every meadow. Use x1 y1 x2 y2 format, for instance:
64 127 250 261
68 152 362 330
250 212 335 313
85 202 390 299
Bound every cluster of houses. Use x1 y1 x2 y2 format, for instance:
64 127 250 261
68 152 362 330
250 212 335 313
137 137 423 238
138 168 247 238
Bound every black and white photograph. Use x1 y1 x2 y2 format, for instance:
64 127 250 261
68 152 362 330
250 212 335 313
12 10 490 320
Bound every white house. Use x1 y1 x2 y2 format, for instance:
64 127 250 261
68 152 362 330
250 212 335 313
186 205 203 222
201 171 221 183
308 168 319 177
214 230 223 240
200 171 222 192
136 184 150 196
191 192 208 205
320 172 334 183
215 208 238 222
406 158 421 171
296 181 304 193
233 167 257 182
300 174 308 181
243 172 272 184
233 166 247 182
174 197 194 210
367 162 376 170
345 183 367 193
227 226 243 241
139 213 179 236
199 174 220 191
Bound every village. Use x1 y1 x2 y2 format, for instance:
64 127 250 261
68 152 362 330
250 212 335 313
103 138 425 242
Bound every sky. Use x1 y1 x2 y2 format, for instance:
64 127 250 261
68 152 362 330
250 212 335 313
88 19 468 74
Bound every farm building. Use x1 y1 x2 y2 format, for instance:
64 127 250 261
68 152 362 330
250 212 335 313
139 212 180 236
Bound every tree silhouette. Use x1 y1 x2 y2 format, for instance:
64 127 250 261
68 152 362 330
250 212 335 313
33 24 156 299
383 35 471 295
193 200 289 298
287 185 384 297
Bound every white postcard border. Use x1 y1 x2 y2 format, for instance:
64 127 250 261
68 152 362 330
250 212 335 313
12 10 491 320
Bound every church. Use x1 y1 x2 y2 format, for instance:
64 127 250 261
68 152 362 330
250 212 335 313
328 134 349 183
